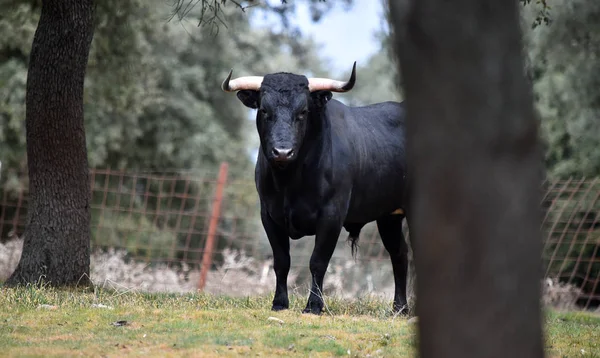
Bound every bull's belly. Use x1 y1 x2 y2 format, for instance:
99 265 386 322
344 171 407 222
345 194 404 223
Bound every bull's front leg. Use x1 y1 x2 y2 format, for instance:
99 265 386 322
261 208 291 311
303 214 342 315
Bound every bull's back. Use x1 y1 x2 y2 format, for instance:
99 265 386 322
328 100 407 222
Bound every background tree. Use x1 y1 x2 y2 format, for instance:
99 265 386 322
389 0 544 357
525 0 600 179
6 0 95 286
0 0 332 198
522 0 600 305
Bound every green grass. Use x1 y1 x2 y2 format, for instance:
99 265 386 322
0 285 598 357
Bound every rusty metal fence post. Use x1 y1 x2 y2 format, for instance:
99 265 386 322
198 162 229 291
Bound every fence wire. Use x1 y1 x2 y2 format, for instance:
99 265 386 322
0 167 598 309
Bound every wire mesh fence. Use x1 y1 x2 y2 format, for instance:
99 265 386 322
541 178 599 309
0 165 598 309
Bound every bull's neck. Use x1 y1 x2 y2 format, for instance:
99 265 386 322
303 107 329 158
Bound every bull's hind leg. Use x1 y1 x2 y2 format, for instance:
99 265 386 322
377 214 409 314
261 208 291 311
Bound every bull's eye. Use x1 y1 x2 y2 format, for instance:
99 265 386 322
297 109 308 120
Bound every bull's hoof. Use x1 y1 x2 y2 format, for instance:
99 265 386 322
302 305 323 315
392 303 409 316
272 296 289 311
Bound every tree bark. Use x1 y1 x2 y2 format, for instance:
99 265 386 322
7 0 95 287
388 0 545 357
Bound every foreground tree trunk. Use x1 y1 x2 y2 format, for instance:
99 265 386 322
388 0 545 357
7 0 95 287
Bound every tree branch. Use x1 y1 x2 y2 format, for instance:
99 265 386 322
168 0 343 29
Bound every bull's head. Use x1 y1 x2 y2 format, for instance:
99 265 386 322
222 63 356 169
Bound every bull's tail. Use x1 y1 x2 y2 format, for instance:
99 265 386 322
344 223 365 259
347 229 361 259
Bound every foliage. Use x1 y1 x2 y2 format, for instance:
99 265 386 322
524 0 600 179
342 0 552 107
0 2 38 193
91 209 178 260
0 0 329 181
520 0 552 28
344 0 599 179
341 31 402 107
171 0 354 29
339 0 402 107
0 0 331 264
522 1 600 304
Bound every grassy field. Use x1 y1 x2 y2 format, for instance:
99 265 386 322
0 285 598 357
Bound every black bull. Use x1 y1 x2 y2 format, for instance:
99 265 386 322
222 63 411 315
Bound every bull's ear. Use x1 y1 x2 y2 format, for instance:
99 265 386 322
310 90 333 108
236 90 260 109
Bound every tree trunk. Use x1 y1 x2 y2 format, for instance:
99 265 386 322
7 0 95 287
388 0 545 357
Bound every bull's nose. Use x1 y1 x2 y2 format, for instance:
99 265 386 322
272 147 294 161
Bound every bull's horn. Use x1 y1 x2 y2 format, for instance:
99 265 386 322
307 61 356 92
221 69 263 92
